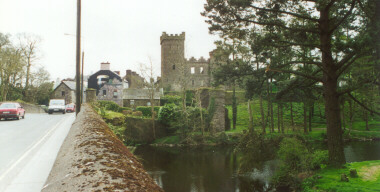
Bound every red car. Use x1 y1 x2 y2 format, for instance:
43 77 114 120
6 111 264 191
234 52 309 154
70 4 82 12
65 103 76 113
0 102 25 120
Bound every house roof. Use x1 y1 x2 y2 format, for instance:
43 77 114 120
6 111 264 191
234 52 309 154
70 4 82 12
123 88 162 100
53 81 82 91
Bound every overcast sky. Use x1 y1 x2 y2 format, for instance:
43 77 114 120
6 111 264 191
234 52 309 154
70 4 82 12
0 0 219 81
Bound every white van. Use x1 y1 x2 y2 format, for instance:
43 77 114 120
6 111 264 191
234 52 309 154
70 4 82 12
48 99 66 114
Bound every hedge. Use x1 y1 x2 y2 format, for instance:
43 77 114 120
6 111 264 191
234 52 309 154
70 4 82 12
136 106 161 117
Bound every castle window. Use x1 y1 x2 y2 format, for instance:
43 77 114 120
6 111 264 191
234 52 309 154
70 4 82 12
103 90 107 96
147 102 151 106
130 100 135 105
172 65 175 70
61 91 65 96
113 90 118 98
191 67 195 74
200 67 204 74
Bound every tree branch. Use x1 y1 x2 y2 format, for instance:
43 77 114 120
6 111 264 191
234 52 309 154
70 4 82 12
348 93 380 116
329 0 356 34
232 13 319 34
247 5 319 22
266 67 323 82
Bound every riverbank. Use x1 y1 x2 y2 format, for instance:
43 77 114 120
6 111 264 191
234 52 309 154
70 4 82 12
303 160 380 192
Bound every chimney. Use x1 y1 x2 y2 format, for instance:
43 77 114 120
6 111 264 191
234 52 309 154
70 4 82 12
100 62 110 70
114 71 120 75
126 70 132 75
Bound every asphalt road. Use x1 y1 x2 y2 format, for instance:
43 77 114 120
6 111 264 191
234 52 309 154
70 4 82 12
0 113 75 192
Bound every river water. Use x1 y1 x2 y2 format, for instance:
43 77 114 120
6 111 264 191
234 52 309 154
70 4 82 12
134 141 380 192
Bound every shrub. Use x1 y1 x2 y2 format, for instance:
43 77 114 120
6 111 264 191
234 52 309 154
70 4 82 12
161 95 181 105
272 138 310 190
136 106 161 117
310 150 328 170
132 111 143 117
97 100 121 112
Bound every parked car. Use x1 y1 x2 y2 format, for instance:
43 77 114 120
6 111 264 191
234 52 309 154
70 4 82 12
65 103 75 113
48 99 66 114
0 102 25 120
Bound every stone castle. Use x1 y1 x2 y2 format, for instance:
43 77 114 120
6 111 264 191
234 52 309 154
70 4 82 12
160 32 215 91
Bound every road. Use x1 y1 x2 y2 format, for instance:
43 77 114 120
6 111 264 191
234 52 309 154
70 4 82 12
0 113 75 192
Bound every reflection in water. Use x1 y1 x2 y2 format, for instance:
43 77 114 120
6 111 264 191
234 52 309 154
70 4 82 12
134 142 380 192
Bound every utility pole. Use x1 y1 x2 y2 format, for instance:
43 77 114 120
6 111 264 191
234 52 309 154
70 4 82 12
75 0 81 115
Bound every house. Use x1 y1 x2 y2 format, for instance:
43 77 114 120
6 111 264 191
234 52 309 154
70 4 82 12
51 81 76 104
87 62 127 106
123 88 163 108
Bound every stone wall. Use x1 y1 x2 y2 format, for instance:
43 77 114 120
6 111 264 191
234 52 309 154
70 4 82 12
196 88 226 132
124 117 167 143
42 104 163 192
209 89 226 132
123 99 160 108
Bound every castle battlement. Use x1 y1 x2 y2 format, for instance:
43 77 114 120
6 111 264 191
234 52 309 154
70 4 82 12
160 32 185 44
187 56 209 63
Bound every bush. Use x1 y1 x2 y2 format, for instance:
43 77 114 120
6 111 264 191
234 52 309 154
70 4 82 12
311 150 328 170
158 103 181 133
132 111 143 117
161 95 181 105
272 138 310 190
97 100 121 112
136 106 161 117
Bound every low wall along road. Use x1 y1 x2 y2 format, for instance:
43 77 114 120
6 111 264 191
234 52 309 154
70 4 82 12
42 104 162 192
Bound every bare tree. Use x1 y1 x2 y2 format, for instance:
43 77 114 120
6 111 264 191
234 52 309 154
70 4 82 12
18 34 41 91
140 57 160 139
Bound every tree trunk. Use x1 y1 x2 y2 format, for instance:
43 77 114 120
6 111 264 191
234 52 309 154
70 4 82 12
341 98 346 131
270 78 274 133
290 102 294 131
232 83 237 130
321 7 346 167
280 103 284 133
303 101 308 134
248 99 254 133
277 103 280 133
260 94 266 134
364 110 369 131
348 99 354 135
309 102 312 132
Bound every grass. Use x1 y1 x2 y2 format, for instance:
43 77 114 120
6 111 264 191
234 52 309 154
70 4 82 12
305 160 380 192
153 135 181 144
225 100 380 140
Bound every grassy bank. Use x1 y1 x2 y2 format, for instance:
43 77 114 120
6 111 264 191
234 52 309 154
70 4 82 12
303 160 380 192
226 101 380 141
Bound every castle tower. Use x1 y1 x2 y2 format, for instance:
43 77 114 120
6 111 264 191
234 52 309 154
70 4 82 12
160 32 185 91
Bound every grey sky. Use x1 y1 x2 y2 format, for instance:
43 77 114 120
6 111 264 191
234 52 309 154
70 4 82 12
0 0 218 81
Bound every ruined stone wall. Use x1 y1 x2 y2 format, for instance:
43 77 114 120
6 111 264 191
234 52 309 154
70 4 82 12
209 89 226 132
185 58 211 89
196 88 226 132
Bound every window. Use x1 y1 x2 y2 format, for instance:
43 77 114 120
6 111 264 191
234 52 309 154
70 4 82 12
200 67 204 74
191 67 195 74
172 65 175 70
61 91 65 96
192 80 194 86
103 90 107 96
147 102 151 106
130 100 135 105
113 91 118 98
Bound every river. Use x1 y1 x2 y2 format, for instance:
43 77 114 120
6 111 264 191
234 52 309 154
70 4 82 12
134 141 380 192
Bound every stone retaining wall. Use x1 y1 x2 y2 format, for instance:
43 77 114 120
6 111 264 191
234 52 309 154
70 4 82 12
42 104 162 192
